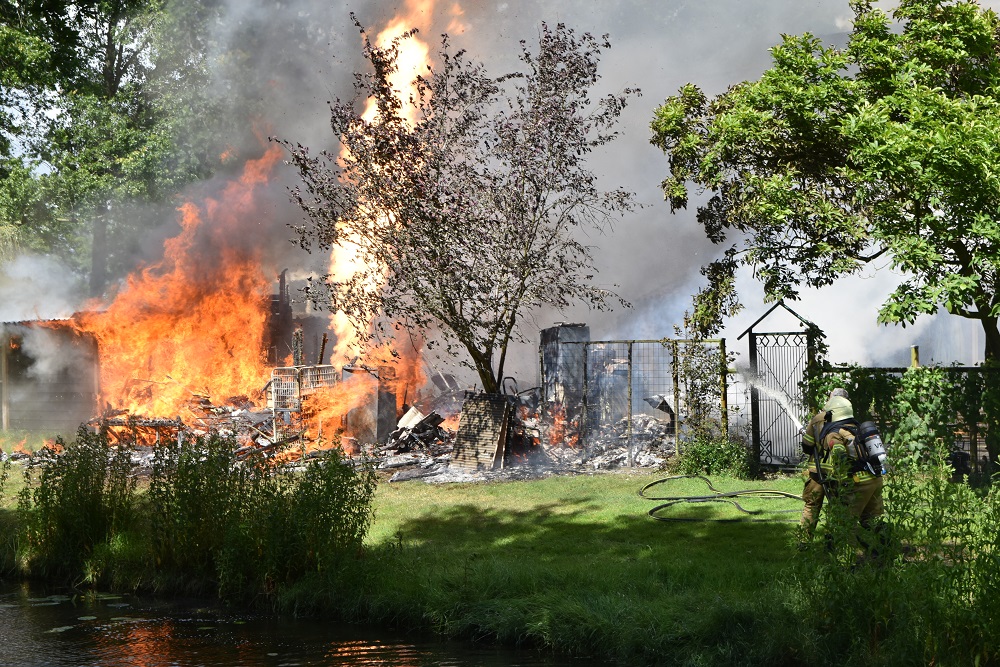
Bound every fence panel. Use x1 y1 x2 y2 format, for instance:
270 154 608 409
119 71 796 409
541 338 744 462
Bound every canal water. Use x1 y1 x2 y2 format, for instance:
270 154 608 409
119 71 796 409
0 581 606 666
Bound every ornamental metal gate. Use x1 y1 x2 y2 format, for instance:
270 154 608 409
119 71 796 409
739 302 820 468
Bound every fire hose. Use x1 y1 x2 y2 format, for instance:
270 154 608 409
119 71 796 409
638 475 803 523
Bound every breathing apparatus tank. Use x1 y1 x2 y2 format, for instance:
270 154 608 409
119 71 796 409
858 421 888 476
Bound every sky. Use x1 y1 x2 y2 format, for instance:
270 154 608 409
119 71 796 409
276 0 985 375
5 0 995 385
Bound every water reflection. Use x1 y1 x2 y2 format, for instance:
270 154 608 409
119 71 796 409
0 581 601 666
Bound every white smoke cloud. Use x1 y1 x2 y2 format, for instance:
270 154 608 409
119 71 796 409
0 254 84 323
16 325 92 381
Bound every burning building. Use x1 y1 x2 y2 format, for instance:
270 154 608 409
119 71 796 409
0 143 424 455
0 321 99 434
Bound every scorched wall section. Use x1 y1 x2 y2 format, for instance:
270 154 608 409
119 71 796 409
0 322 100 434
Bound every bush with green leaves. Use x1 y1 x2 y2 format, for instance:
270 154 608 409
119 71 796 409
146 433 377 598
12 426 377 599
16 427 135 581
666 313 755 480
797 360 1000 662
809 364 1000 479
0 453 9 500
671 435 754 479
792 440 1000 665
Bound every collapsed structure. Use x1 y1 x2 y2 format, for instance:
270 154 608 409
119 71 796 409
0 310 687 478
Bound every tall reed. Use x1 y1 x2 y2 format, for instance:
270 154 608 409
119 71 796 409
16 427 135 580
12 425 377 600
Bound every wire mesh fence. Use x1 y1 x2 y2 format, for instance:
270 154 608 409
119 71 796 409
540 337 749 459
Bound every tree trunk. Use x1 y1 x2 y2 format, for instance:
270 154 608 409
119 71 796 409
983 316 1000 364
90 206 109 298
466 344 499 394
981 317 1000 467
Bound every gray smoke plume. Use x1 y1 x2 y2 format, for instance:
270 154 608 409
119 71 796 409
0 255 88 385
15 1 991 388
202 0 976 374
0 254 84 322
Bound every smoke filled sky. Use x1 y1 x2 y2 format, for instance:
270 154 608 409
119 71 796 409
5 1 989 382
220 0 989 374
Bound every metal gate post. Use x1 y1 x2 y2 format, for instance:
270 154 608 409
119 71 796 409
805 326 819 412
749 332 761 464
719 338 728 437
671 340 680 453
627 341 634 467
582 343 589 440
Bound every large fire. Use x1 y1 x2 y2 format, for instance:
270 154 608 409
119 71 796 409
35 4 455 454
71 147 280 421
327 0 439 366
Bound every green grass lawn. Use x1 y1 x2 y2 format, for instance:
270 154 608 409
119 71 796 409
0 459 21 510
0 431 62 456
342 470 807 665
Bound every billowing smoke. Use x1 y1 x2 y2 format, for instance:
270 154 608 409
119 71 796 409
8 0 992 390
16 326 91 381
0 254 84 323
0 255 87 386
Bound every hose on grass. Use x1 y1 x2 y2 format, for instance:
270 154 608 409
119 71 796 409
638 474 803 523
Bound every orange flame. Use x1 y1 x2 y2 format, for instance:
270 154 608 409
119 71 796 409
72 146 282 420
328 0 439 366
300 374 376 445
14 6 463 459
366 334 426 412
40 438 63 455
548 404 580 448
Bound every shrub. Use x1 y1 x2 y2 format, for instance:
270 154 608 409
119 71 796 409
146 433 377 599
146 432 252 581
671 436 754 479
791 440 1000 665
17 427 136 580
0 454 10 501
810 364 1000 482
13 427 378 600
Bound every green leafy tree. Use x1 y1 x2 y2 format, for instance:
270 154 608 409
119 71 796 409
0 0 231 294
651 0 1000 360
0 1 57 257
283 21 637 393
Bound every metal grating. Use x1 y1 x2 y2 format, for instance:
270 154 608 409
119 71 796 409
270 368 302 411
269 365 342 442
270 364 340 412
299 365 338 392
750 332 810 468
450 394 510 472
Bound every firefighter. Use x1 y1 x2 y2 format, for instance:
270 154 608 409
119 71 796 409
798 388 850 546
818 394 886 559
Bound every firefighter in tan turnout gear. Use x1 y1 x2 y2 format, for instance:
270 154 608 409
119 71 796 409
799 390 886 554
798 388 851 544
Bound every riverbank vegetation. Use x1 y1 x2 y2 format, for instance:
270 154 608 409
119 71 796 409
0 428 377 598
2 428 999 665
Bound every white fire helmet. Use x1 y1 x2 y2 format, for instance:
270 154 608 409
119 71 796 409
823 395 854 422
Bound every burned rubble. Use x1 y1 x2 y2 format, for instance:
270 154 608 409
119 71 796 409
2 387 679 485
2 326 683 482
